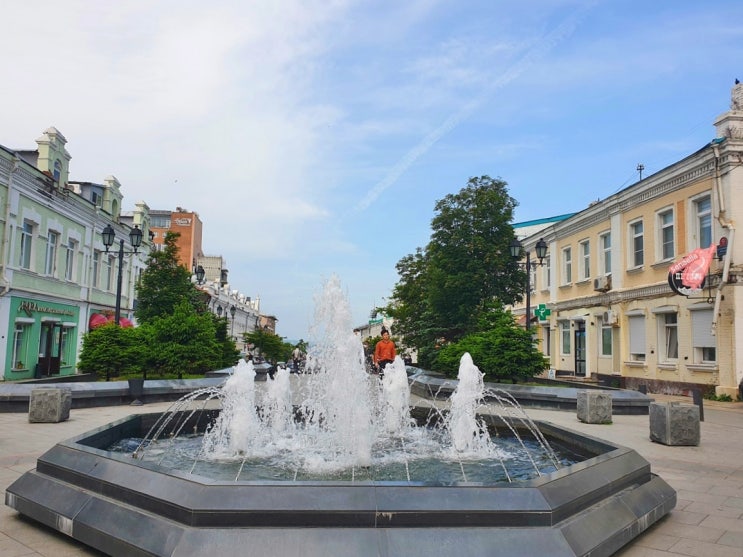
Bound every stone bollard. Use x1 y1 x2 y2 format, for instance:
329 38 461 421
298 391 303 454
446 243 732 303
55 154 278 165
649 402 700 446
577 390 613 424
28 388 72 423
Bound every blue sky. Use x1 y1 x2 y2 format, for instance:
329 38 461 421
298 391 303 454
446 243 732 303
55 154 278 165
3 1 743 340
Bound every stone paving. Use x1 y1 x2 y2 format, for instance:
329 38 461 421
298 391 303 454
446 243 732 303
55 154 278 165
1 384 742 556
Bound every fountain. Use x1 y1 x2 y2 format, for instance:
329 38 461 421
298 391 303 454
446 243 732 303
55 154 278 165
5 276 675 556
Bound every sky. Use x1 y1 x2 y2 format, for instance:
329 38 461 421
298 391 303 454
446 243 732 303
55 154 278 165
3 1 743 341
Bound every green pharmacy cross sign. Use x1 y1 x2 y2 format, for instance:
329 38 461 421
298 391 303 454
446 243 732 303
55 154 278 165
534 304 551 321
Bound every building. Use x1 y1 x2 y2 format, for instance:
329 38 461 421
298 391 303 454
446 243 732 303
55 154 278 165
512 83 743 398
0 127 152 380
150 207 203 271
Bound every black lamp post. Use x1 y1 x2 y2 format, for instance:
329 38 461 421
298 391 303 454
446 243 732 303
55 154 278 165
509 237 548 330
230 305 236 339
194 265 206 285
102 224 143 325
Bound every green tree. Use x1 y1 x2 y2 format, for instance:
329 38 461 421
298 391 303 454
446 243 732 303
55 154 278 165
77 324 140 380
426 176 522 339
213 314 241 368
385 175 524 366
136 300 222 378
135 231 205 323
432 304 548 382
244 328 290 362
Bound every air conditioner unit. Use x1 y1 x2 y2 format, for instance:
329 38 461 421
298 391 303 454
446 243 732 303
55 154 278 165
602 310 618 325
593 275 611 292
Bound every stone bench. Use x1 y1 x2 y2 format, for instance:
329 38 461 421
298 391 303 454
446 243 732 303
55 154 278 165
28 388 72 423
649 402 700 446
577 390 613 424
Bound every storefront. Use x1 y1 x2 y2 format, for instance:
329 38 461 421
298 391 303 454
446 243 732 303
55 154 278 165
5 297 80 381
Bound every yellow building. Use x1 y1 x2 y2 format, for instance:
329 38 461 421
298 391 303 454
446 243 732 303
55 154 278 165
513 83 743 398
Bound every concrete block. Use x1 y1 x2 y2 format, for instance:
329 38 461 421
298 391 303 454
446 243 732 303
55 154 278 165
576 390 612 424
28 388 72 423
649 402 700 446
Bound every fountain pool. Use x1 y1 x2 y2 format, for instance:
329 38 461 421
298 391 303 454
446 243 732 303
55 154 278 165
5 276 676 556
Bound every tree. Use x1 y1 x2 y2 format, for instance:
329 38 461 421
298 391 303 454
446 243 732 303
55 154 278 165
77 324 140 380
213 314 241 369
136 300 222 378
385 175 524 365
432 304 548 382
135 231 205 323
426 176 522 339
244 328 291 362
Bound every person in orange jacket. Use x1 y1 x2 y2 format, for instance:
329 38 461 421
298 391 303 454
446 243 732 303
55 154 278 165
373 328 396 376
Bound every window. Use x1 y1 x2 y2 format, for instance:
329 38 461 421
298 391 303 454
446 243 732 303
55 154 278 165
601 320 612 357
543 255 552 289
691 308 716 363
44 231 58 276
562 247 572 284
579 240 590 280
628 315 646 361
18 221 33 269
12 323 31 369
659 313 678 361
92 251 100 288
694 195 712 249
60 326 75 366
630 220 644 267
658 209 674 260
104 255 114 291
90 191 100 206
151 215 171 228
600 232 611 275
543 326 551 356
560 321 571 354
64 239 76 281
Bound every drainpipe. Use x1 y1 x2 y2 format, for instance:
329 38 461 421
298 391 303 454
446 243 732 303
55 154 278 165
0 155 21 296
710 142 735 335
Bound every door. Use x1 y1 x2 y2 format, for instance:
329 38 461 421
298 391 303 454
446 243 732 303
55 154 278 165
37 322 62 376
574 322 586 377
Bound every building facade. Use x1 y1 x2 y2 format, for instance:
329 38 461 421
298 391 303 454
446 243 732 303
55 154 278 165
0 128 151 381
150 207 203 271
512 84 743 397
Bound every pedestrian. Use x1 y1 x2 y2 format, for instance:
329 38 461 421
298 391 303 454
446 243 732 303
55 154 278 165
373 328 396 376
292 346 302 373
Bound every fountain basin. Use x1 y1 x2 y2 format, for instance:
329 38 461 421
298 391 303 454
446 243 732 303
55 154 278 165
5 409 675 557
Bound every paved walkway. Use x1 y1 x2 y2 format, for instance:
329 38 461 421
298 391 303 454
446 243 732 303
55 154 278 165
1 392 742 556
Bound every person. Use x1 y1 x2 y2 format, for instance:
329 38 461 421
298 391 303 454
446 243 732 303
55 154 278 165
292 346 302 373
373 328 396 376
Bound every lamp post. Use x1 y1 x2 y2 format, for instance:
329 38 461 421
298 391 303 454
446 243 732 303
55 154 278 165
194 265 205 285
102 224 143 325
509 237 548 330
230 305 236 340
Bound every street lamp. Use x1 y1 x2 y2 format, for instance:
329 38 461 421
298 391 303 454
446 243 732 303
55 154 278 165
102 224 143 325
509 237 548 330
194 265 205 285
230 305 236 340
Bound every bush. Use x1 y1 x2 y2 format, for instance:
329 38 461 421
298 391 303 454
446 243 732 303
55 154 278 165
431 307 548 382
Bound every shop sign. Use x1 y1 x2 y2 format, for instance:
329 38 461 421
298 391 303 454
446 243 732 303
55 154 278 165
18 300 75 317
668 244 716 296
